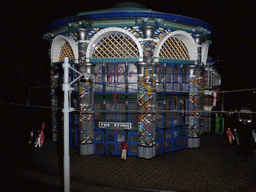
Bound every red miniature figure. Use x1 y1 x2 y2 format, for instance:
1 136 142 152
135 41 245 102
41 122 45 130
121 142 128 160
226 128 233 145
40 130 44 146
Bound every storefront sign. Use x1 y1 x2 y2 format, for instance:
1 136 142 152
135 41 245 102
99 122 132 129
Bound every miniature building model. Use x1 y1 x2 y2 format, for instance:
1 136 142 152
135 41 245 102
44 2 221 159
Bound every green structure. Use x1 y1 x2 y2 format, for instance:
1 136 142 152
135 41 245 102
215 117 224 134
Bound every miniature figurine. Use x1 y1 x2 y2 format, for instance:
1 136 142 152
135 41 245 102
226 128 233 145
41 122 45 130
252 130 256 143
29 129 34 146
121 142 128 160
35 135 40 148
35 130 44 148
37 122 45 134
39 130 44 146
234 129 240 145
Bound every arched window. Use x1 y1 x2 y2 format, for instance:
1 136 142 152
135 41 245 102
59 41 75 61
51 35 77 63
92 34 140 58
154 31 197 62
159 37 189 60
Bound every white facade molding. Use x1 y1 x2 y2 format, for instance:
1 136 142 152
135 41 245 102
86 27 143 62
204 90 213 95
153 30 198 62
204 106 213 111
51 35 78 63
202 42 209 65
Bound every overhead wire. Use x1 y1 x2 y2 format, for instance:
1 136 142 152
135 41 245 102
3 85 52 92
3 85 255 115
1 102 255 114
2 62 256 93
0 102 61 110
3 58 255 94
3 81 256 94
2 66 255 115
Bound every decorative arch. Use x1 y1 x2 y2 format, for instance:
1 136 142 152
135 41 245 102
86 27 143 62
51 35 78 63
201 42 209 65
154 31 197 62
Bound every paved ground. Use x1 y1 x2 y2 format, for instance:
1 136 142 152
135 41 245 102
3 133 256 192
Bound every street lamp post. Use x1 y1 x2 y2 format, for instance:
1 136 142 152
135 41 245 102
62 57 90 192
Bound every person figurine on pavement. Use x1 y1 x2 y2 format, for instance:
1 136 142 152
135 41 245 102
35 133 40 148
252 130 256 143
29 129 34 146
226 128 233 145
41 122 45 131
35 130 44 148
39 130 44 147
121 142 128 160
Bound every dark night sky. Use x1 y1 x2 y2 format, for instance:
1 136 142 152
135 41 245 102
1 0 255 107
1 2 255 190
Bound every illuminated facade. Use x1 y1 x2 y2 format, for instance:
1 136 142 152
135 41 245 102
44 2 221 159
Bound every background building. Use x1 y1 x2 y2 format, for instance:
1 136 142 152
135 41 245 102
44 2 221 159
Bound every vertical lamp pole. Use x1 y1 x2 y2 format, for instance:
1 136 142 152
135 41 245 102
62 56 88 191
62 57 73 192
